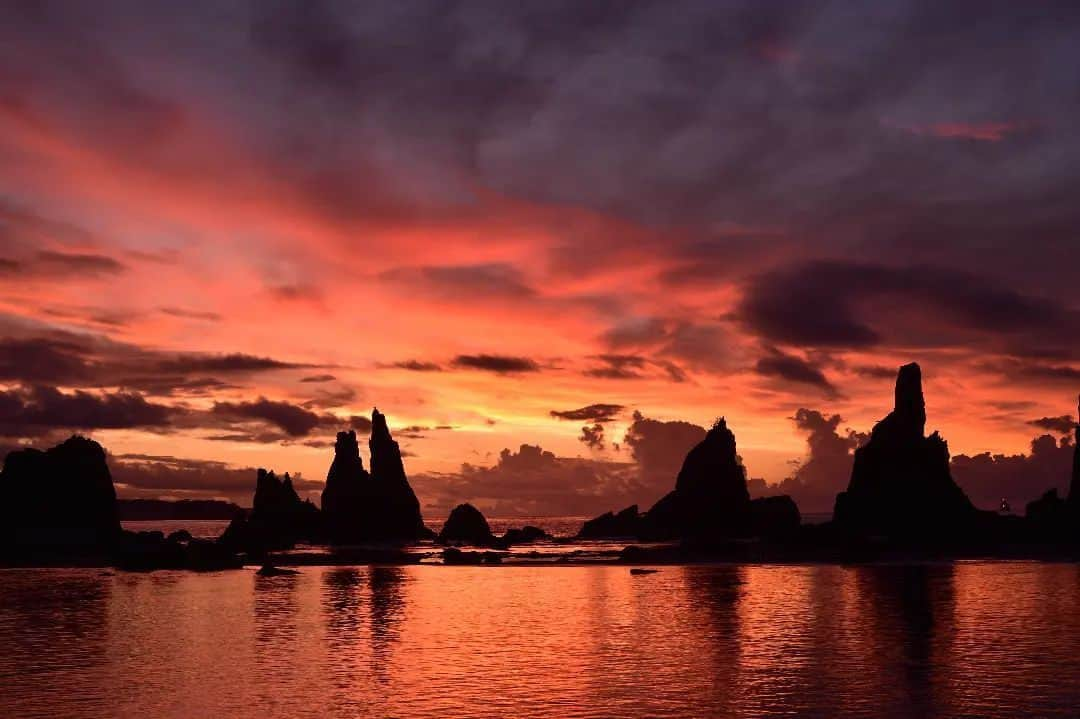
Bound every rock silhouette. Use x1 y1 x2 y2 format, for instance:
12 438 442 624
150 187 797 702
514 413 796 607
320 410 431 543
833 363 977 538
579 418 799 539
645 418 753 538
578 505 642 538
438 503 495 545
220 469 320 552
0 436 121 552
500 525 550 545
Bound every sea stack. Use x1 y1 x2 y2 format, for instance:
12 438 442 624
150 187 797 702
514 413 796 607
579 417 799 539
0 436 121 551
645 418 752 537
833 363 975 538
320 410 431 542
368 409 429 539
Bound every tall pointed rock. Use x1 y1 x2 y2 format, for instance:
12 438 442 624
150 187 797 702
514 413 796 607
369 408 430 539
319 412 431 542
833 363 975 537
320 430 374 542
644 418 753 537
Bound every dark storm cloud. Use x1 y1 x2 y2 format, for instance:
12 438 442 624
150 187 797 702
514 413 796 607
739 261 1080 358
550 403 625 423
0 384 173 437
1028 415 1077 435
583 355 648 380
388 360 443 372
299 374 337 383
451 354 540 374
0 317 317 396
754 347 837 396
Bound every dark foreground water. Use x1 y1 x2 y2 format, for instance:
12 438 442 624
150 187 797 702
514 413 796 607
1 562 1078 719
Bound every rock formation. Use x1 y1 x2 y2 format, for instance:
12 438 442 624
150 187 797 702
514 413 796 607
438 503 495 545
645 418 753 538
578 505 642 538
221 469 321 553
320 410 431 543
0 436 121 551
579 418 799 539
833 363 976 538
501 525 550 544
368 409 429 539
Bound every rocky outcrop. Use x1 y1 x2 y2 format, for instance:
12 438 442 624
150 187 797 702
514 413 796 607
833 363 976 538
578 505 642 538
645 418 753 538
579 418 800 540
320 429 371 542
438 503 495 545
0 436 121 551
501 525 550 545
220 469 321 553
320 410 432 543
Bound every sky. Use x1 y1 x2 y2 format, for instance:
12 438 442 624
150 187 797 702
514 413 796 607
1 1 1078 516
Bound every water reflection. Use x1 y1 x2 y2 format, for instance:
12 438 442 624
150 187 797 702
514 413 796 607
854 564 956 717
368 567 406 674
1 564 1079 719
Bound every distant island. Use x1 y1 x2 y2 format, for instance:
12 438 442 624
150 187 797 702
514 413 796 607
1 363 1077 569
118 499 242 521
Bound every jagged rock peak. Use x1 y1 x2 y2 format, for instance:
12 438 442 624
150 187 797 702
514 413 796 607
371 407 395 445
893 362 927 436
334 430 362 465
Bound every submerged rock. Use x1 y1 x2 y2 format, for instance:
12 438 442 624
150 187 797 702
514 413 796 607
833 363 976 538
438 503 495 545
0 436 121 552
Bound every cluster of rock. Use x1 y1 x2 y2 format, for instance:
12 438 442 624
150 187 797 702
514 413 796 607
321 410 430 543
833 363 979 539
224 408 434 554
219 469 320 552
579 418 800 541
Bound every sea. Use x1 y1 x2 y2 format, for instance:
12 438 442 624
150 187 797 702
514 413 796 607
1 561 1078 718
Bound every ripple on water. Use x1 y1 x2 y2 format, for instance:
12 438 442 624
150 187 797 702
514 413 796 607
1 562 1078 719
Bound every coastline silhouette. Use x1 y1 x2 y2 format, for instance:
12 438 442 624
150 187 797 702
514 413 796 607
1 363 1077 569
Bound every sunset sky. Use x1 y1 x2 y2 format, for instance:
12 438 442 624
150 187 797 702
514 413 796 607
1 1 1077 516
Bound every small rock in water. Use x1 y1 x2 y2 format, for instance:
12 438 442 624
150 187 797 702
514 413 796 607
630 568 658 575
256 564 299 576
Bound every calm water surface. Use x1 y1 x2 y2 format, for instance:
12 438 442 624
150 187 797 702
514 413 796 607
1 562 1078 718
